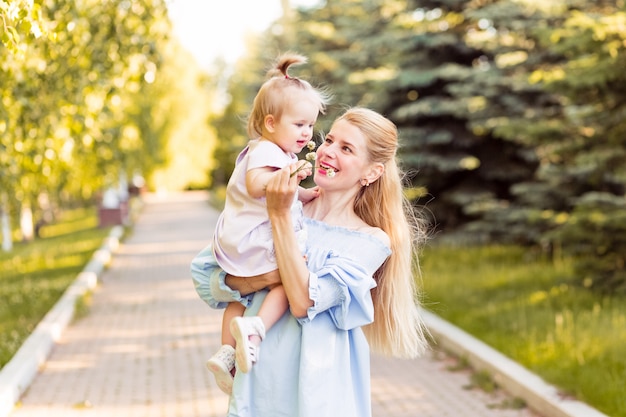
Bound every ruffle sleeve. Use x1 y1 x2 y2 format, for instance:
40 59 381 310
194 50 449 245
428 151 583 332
298 247 377 330
190 243 252 309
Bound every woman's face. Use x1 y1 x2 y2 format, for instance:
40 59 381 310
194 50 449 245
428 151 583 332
314 119 371 190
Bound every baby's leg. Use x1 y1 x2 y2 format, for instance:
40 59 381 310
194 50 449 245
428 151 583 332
230 285 288 373
222 301 246 347
207 302 245 394
257 284 288 337
244 284 288 346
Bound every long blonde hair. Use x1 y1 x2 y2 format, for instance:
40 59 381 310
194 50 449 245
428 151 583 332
247 53 330 139
339 108 430 358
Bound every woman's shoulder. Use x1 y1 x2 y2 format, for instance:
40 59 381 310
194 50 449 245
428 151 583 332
355 223 390 248
305 218 391 257
304 218 391 274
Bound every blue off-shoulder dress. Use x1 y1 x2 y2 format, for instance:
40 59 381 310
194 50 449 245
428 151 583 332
191 218 391 417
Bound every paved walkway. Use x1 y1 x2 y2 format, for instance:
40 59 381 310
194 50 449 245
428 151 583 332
9 192 541 417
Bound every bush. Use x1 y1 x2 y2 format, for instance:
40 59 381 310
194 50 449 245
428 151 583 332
546 192 626 293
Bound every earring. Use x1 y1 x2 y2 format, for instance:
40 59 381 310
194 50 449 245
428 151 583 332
361 179 369 187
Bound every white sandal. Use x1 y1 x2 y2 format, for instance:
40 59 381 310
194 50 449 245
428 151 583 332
230 316 266 373
206 344 235 394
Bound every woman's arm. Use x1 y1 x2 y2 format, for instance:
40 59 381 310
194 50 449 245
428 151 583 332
265 166 314 317
225 269 281 296
191 244 280 307
191 244 245 308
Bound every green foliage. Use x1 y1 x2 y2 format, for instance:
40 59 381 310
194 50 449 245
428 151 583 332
72 289 93 321
144 42 218 191
0 207 109 368
207 55 266 187
1 0 172 223
521 3 626 292
467 369 497 393
0 0 46 53
273 0 543 232
421 243 626 417
546 193 626 293
1 0 219 245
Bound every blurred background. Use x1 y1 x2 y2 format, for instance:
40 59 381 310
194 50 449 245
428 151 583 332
1 1 625 415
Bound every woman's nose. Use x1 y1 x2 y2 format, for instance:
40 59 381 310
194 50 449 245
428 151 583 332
320 145 335 158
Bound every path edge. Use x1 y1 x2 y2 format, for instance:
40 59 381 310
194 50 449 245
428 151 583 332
0 225 125 417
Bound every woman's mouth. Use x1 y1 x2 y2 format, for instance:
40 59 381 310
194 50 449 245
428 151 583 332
317 163 337 177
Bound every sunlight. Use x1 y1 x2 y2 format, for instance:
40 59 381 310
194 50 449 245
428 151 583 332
166 0 322 67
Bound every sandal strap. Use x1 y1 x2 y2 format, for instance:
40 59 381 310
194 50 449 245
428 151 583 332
249 318 266 340
248 344 259 363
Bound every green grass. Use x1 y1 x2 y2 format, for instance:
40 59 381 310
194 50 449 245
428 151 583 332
0 207 111 369
420 244 626 417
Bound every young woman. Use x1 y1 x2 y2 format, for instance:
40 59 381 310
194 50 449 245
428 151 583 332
192 107 430 417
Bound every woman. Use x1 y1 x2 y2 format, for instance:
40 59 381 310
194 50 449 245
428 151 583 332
191 107 430 417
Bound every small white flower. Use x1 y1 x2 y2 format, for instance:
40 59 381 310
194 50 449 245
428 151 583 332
290 140 335 179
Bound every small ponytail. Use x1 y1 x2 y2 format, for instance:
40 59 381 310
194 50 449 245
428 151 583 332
267 52 307 80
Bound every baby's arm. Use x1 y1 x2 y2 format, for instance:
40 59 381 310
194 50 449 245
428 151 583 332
298 185 319 203
247 163 312 199
246 166 279 199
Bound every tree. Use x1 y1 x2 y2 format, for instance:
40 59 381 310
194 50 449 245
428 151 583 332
530 2 626 292
280 0 540 239
207 46 276 189
146 41 218 192
0 0 47 53
1 0 171 244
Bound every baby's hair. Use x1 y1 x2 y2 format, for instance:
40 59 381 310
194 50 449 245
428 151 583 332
247 52 330 139
268 52 306 79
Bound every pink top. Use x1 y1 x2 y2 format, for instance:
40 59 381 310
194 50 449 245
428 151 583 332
212 139 306 276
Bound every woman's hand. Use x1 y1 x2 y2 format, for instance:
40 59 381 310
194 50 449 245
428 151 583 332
266 164 299 219
265 164 314 317
225 269 281 296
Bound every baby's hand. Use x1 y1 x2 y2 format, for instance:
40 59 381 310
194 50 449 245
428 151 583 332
298 186 320 203
294 161 313 182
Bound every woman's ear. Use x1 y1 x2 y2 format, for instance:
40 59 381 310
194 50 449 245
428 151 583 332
365 162 385 185
264 115 276 132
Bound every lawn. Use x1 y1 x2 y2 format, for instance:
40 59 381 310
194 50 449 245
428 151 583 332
0 207 111 368
420 243 626 417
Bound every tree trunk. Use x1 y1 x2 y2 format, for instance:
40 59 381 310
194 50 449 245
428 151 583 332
1 194 12 251
20 202 34 242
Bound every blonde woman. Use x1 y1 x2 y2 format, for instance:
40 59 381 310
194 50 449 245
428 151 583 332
192 107 429 417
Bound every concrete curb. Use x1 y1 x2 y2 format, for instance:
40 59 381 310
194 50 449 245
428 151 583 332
0 225 124 417
422 309 610 417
